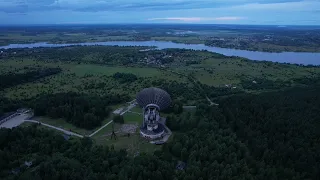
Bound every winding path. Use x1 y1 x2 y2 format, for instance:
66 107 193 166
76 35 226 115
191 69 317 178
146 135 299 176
89 120 113 137
21 99 136 138
24 120 84 138
120 103 137 115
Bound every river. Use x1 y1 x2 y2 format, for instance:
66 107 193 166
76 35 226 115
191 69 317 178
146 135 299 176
1 41 319 65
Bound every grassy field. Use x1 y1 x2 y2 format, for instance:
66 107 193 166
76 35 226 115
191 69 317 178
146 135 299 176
1 60 185 99
32 117 93 135
3 49 319 100
173 57 320 86
130 106 143 113
94 129 160 154
0 32 134 45
123 112 142 124
91 120 160 153
31 115 114 136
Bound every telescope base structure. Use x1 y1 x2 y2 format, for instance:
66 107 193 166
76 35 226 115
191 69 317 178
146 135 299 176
140 123 165 140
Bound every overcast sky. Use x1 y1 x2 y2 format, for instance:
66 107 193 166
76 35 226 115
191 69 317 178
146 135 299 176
1 0 320 25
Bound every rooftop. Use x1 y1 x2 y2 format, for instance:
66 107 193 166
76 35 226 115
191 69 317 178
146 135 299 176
140 123 165 135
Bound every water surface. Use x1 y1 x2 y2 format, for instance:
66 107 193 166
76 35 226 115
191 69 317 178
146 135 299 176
1 41 319 65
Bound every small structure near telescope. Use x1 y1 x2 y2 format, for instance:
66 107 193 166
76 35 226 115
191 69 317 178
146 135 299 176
136 87 171 140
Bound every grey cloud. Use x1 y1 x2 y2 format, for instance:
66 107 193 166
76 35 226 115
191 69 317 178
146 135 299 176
0 0 307 13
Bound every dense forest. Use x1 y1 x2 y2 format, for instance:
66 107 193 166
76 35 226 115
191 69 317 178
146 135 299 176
112 72 138 83
204 32 320 53
1 83 320 179
219 87 320 179
0 98 23 118
241 75 320 90
151 80 202 103
0 126 174 180
31 92 130 129
0 68 62 90
166 85 320 179
2 46 146 65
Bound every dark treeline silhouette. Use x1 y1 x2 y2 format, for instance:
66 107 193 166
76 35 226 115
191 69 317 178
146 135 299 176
0 68 61 90
219 87 320 180
0 126 174 180
0 98 24 118
165 84 320 180
241 76 320 90
204 31 320 53
241 78 289 90
4 46 145 65
112 72 137 83
31 92 129 129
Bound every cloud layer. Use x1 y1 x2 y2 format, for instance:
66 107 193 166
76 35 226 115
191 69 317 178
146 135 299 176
148 17 245 22
0 0 319 25
0 0 315 13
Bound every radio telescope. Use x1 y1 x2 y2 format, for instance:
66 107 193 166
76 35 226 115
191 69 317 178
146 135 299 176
136 87 171 140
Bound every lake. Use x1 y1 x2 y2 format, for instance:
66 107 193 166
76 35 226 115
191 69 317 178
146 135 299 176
1 41 319 65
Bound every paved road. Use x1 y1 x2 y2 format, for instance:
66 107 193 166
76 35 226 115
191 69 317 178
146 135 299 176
150 123 172 144
127 99 137 104
0 114 30 129
1 100 135 139
120 103 137 115
24 120 84 138
24 119 114 138
89 120 113 137
206 96 219 106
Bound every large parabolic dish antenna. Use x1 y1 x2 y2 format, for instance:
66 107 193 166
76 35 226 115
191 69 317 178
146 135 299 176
136 87 171 110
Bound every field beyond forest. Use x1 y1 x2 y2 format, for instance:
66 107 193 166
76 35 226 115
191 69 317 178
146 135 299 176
1 24 320 52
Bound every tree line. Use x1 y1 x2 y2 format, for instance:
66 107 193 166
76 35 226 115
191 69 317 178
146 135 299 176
0 126 174 180
0 68 61 90
31 92 130 130
112 72 138 83
165 84 320 180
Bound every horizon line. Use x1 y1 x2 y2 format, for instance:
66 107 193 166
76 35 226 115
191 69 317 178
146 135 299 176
0 23 320 27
